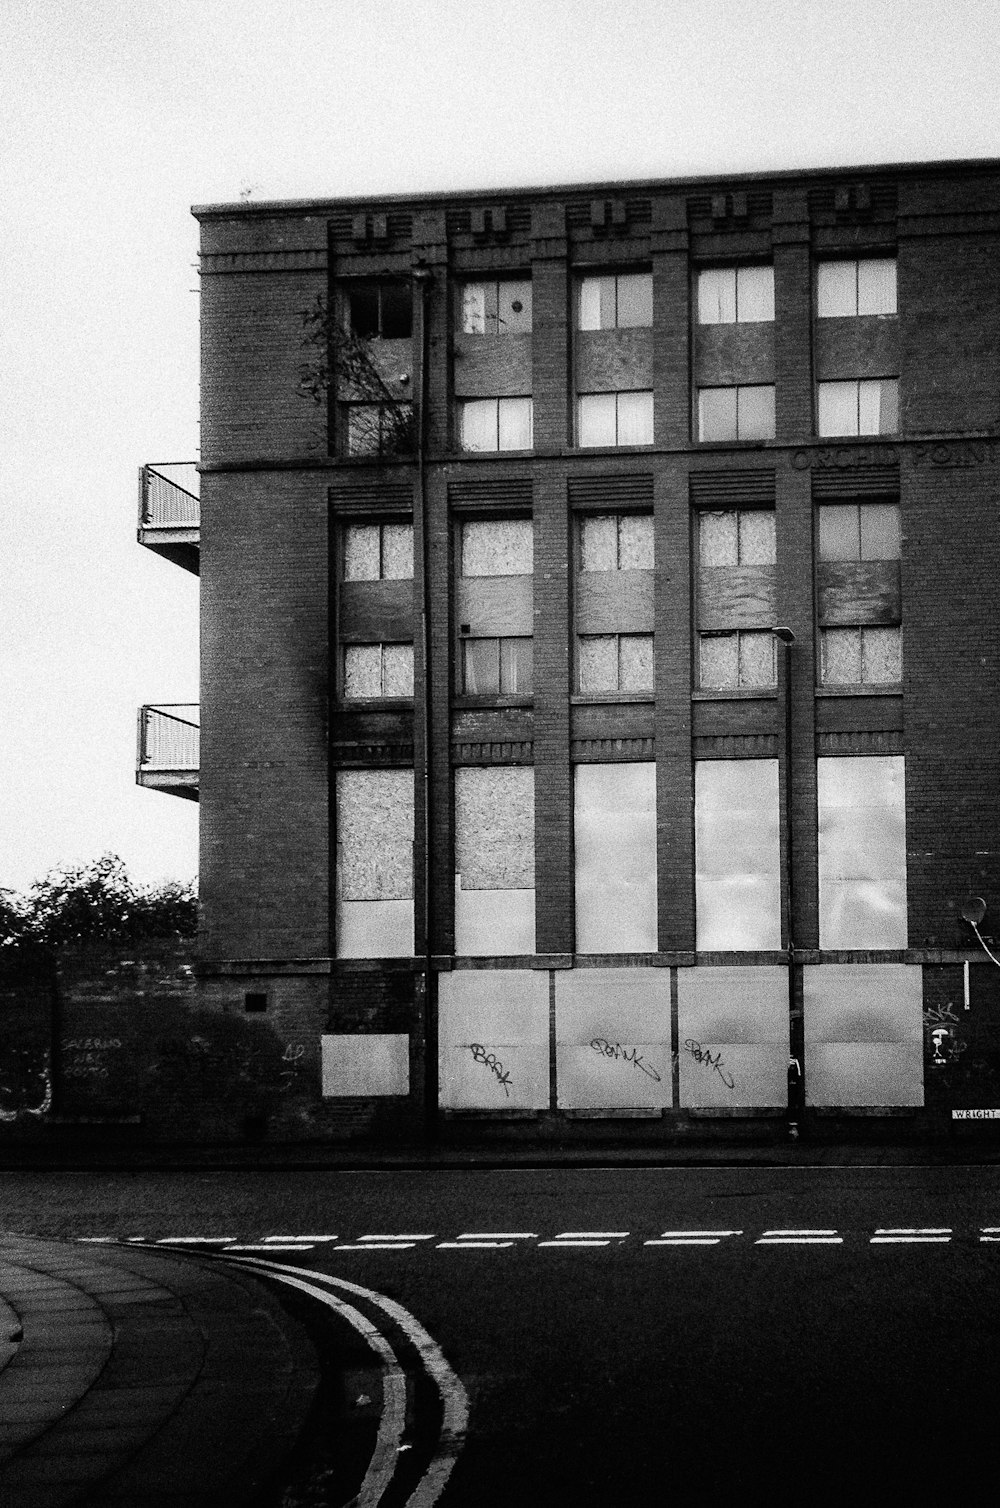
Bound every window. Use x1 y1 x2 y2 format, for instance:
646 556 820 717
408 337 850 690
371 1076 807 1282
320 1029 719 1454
575 763 657 952
461 636 532 695
459 396 533 452
343 643 414 699
460 280 532 335
335 769 414 959
345 402 414 457
818 259 896 318
817 502 902 688
458 519 533 698
347 282 412 339
577 272 653 330
695 759 781 949
579 513 653 571
578 634 653 693
696 510 776 690
343 522 413 581
698 385 775 441
454 767 535 956
698 266 774 324
817 379 898 437
577 391 653 447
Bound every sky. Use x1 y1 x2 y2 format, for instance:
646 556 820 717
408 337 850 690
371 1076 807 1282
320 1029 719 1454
2 0 999 894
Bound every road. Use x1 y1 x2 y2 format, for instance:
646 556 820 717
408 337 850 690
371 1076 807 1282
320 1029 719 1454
3 1163 999 1504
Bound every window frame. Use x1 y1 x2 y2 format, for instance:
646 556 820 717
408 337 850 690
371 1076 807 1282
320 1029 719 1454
816 378 899 438
458 277 532 336
458 396 534 453
576 390 654 448
576 632 655 697
696 384 776 443
696 264 775 325
341 641 415 702
816 257 897 319
344 280 414 340
576 270 654 331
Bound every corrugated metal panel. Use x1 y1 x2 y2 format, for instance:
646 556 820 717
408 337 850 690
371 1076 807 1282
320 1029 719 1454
811 466 899 499
689 470 776 507
448 477 533 510
568 475 654 508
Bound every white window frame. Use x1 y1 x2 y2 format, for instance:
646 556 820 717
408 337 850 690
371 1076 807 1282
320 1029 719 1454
459 397 534 452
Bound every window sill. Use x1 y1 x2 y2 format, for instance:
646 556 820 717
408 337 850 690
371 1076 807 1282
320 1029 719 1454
691 688 777 700
338 697 415 709
569 443 656 455
450 448 536 460
815 685 902 696
694 438 776 449
453 696 534 709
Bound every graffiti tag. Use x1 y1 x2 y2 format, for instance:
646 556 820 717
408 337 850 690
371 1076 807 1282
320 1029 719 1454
590 1038 662 1083
468 1043 513 1098
684 1039 735 1091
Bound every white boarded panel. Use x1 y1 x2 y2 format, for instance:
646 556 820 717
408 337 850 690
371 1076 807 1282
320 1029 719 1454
696 760 781 950
804 964 923 1044
806 1042 923 1107
574 763 657 953
679 1043 787 1109
454 884 536 957
455 767 534 889
335 899 413 959
677 966 788 1045
557 1044 670 1108
555 969 670 1110
438 970 548 1110
321 1034 409 1097
554 968 668 1042
818 756 907 948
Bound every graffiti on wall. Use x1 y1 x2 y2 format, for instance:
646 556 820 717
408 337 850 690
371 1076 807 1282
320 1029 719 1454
589 1038 663 1083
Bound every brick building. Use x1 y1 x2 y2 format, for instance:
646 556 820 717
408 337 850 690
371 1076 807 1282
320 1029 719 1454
139 159 1000 1144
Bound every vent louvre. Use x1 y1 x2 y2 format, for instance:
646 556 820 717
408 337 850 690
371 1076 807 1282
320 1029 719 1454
811 466 899 499
689 470 776 506
568 475 654 508
448 477 533 509
330 481 414 512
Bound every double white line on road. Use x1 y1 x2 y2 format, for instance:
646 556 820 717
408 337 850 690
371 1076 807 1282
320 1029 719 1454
870 1228 952 1244
756 1229 844 1245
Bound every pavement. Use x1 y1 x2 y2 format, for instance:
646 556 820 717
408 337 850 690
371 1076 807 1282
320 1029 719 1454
0 1236 321 1507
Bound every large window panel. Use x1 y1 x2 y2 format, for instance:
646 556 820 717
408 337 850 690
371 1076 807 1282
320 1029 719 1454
677 966 789 1108
336 770 414 958
455 766 535 956
438 971 549 1110
817 756 907 949
575 763 657 953
804 963 922 1107
555 970 671 1109
696 760 781 950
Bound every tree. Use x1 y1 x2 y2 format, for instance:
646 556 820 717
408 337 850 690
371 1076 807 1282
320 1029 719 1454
297 293 416 458
0 856 197 954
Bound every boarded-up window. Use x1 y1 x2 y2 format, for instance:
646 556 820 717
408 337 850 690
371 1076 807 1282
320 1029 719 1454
458 520 533 701
574 763 657 953
579 513 653 571
461 519 533 576
677 966 789 1108
343 643 414 699
817 756 907 949
697 510 776 688
438 971 549 1109
343 522 413 581
555 969 671 1109
817 503 901 686
578 633 653 692
454 767 535 956
804 963 922 1108
695 760 781 950
336 770 414 958
576 512 655 694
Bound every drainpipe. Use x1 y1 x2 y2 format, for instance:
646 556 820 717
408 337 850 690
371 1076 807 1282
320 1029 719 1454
773 626 802 1138
412 265 436 1140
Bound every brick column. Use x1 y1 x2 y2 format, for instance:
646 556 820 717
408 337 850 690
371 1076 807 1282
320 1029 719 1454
531 204 569 455
533 468 573 955
652 196 690 449
772 191 813 444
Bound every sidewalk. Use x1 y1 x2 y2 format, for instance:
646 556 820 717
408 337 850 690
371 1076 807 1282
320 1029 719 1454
0 1236 320 1507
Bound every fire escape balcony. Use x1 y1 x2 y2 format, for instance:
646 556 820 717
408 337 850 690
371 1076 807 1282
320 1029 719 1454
136 704 199 800
138 464 200 573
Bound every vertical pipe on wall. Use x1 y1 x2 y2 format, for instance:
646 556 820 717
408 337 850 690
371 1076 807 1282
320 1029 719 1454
774 626 803 1135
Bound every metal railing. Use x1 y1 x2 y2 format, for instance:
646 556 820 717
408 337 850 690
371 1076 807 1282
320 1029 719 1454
139 464 200 528
138 705 200 770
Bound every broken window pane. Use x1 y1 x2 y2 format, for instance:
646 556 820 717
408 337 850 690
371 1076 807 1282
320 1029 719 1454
379 284 412 338
619 634 654 691
349 285 381 337
498 280 532 334
579 635 619 691
461 283 487 334
578 276 616 330
461 518 533 576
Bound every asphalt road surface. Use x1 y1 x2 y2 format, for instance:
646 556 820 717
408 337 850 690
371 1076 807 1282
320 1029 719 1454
3 1163 999 1504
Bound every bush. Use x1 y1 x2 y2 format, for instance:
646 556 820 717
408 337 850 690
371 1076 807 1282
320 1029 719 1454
0 855 197 954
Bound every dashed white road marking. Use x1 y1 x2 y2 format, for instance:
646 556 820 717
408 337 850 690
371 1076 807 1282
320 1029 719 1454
456 1232 538 1240
156 1237 237 1245
225 1243 317 1252
436 1241 515 1249
871 1227 952 1244
645 1229 743 1245
359 1235 436 1242
230 1255 469 1508
265 1235 339 1243
756 1229 843 1245
337 1243 416 1251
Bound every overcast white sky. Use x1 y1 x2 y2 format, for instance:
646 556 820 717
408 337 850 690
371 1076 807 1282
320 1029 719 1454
2 0 998 893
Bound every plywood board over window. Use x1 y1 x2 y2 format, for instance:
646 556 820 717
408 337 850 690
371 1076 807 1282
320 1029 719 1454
817 756 907 948
695 760 781 950
677 966 789 1108
804 963 922 1107
454 766 535 955
438 970 549 1110
574 763 657 953
555 969 671 1109
335 769 414 958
